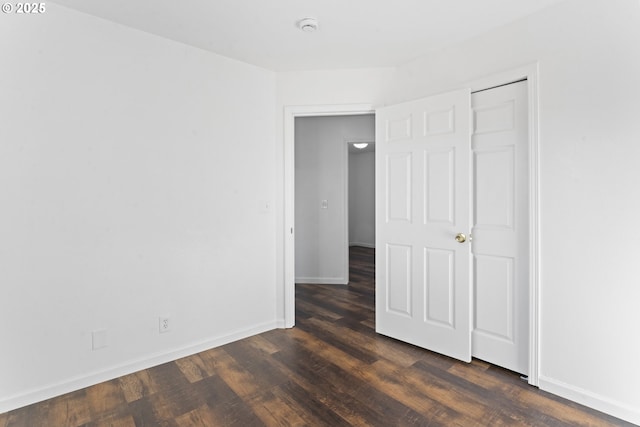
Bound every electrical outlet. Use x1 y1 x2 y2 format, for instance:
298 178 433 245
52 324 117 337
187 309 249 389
159 317 171 333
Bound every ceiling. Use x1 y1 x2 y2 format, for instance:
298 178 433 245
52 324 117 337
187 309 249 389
51 0 566 72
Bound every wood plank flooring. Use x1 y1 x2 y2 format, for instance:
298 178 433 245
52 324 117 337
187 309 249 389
1 246 634 426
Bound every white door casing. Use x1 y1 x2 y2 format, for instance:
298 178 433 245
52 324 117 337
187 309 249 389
375 88 473 362
471 81 529 374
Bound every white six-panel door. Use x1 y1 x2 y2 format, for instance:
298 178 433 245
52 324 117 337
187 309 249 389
375 89 472 362
471 81 529 374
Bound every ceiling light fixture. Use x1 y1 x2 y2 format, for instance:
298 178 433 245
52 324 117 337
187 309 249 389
297 18 319 33
353 143 369 149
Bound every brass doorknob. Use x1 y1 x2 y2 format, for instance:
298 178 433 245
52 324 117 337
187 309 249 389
455 233 466 243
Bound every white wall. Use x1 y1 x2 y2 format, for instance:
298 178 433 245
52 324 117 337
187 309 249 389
0 4 277 412
349 151 376 248
295 115 375 284
390 0 640 424
277 69 395 108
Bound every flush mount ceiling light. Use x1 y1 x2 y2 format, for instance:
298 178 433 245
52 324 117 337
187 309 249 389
297 18 319 33
353 143 369 149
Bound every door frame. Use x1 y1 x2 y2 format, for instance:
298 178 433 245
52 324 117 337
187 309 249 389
283 104 375 328
282 63 540 387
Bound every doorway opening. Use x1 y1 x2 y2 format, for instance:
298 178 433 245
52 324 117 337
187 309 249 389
283 104 375 328
293 114 375 286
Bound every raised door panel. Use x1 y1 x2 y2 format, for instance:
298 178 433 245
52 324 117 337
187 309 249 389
424 107 455 136
387 116 412 142
474 255 514 341
386 244 412 317
474 147 515 229
424 149 455 226
386 153 412 223
474 101 514 135
424 248 454 328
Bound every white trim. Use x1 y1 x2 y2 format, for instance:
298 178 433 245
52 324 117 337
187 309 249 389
295 277 349 285
0 321 278 414
283 104 375 328
467 63 541 387
539 376 640 426
343 136 350 289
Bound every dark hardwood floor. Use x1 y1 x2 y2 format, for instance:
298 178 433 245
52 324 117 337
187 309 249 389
1 246 633 426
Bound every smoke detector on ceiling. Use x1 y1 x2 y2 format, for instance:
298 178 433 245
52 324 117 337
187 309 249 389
297 18 319 33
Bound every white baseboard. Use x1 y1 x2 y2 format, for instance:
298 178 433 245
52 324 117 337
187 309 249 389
275 318 289 329
0 321 278 414
349 242 375 248
295 277 348 285
539 376 640 426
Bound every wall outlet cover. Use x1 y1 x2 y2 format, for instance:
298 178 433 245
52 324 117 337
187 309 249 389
159 317 171 333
